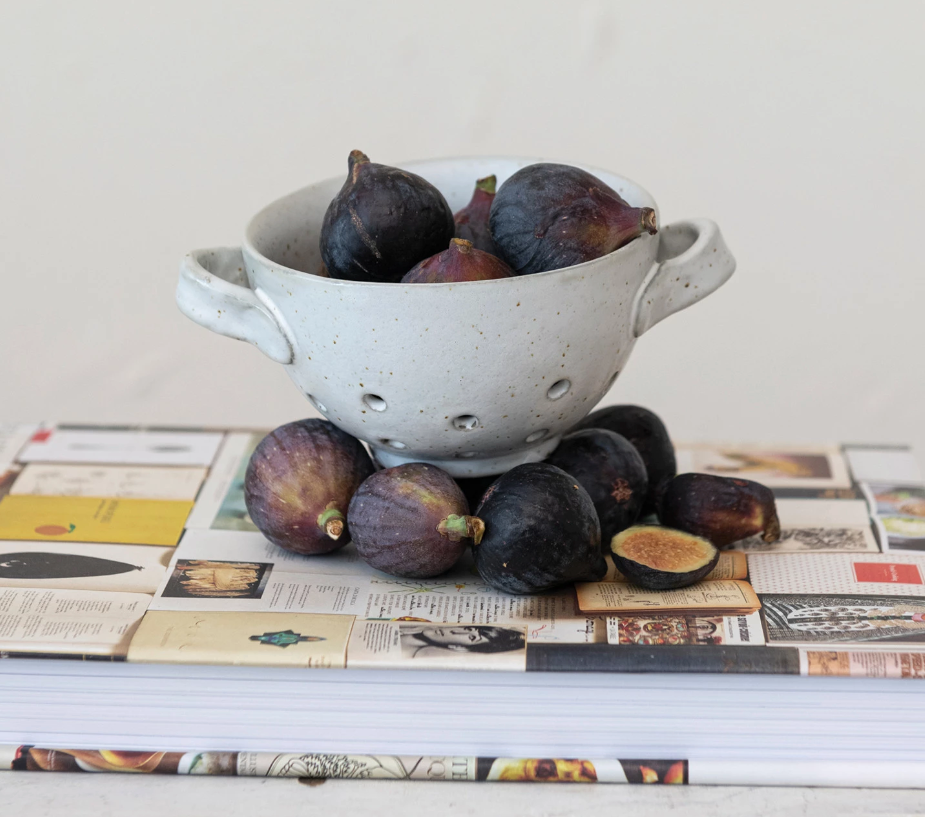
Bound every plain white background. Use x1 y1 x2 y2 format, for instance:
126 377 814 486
2 1 923 462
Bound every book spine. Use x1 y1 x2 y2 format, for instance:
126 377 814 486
4 748 925 787
526 645 801 674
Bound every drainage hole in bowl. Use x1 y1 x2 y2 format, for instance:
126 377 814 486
452 415 480 431
456 451 477 459
546 379 571 400
307 394 328 414
525 429 549 443
363 394 387 412
379 439 407 450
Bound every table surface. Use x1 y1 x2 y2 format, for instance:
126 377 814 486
3 775 925 817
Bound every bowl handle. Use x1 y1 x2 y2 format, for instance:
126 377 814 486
176 247 294 364
632 219 736 338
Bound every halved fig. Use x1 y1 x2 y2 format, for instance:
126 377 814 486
610 525 719 590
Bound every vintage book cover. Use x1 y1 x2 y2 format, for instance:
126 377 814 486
0 496 193 546
127 611 354 667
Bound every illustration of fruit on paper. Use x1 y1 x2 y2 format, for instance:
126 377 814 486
0 495 193 546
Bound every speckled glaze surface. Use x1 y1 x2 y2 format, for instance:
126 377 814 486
177 157 735 476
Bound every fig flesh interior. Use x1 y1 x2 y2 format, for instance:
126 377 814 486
610 525 719 590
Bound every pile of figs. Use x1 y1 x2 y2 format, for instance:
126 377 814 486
243 408 781 594
317 150 659 284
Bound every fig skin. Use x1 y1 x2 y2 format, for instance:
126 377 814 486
400 238 513 284
348 463 484 579
659 473 781 547
611 525 719 590
473 462 606 595
489 163 658 276
546 429 648 550
454 175 498 254
575 405 676 516
244 419 375 556
320 150 455 283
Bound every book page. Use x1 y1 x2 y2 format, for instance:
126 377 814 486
346 619 527 671
9 464 207 501
606 611 764 646
575 580 760 614
0 424 39 466
0 540 171 593
0 495 193 546
800 649 925 678
127 611 354 668
17 428 224 467
748 552 925 596
151 564 605 643
674 443 851 489
184 433 259 529
0 587 149 656
845 446 923 483
605 551 746 582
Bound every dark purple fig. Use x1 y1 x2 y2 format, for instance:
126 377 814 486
473 462 606 595
400 238 513 284
659 473 781 547
546 429 648 550
611 525 719 590
320 150 455 283
489 163 658 275
244 419 375 555
454 175 498 253
455 472 503 511
348 463 484 578
575 405 676 516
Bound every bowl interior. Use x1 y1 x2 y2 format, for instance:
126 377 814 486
244 156 658 277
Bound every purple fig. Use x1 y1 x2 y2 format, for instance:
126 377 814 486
489 163 658 275
575 405 676 516
400 238 513 284
244 419 375 555
473 463 606 595
320 150 455 283
659 473 781 547
546 428 648 550
348 463 484 578
454 175 498 253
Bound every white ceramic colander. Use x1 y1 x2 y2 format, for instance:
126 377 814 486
177 157 735 476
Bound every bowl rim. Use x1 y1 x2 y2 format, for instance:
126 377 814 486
241 154 659 289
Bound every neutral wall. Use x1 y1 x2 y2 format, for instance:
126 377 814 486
2 1 923 461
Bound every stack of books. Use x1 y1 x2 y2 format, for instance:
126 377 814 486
1 422 924 787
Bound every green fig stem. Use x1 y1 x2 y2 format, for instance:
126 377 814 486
450 238 473 253
348 149 370 183
761 508 782 543
317 505 346 541
438 514 485 544
640 207 658 235
475 175 497 195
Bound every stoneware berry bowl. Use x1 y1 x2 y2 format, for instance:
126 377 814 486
177 156 735 477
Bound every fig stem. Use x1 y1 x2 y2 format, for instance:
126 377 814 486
761 509 782 543
348 149 370 183
317 506 346 541
438 514 486 544
450 238 473 253
640 207 658 235
475 175 497 195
